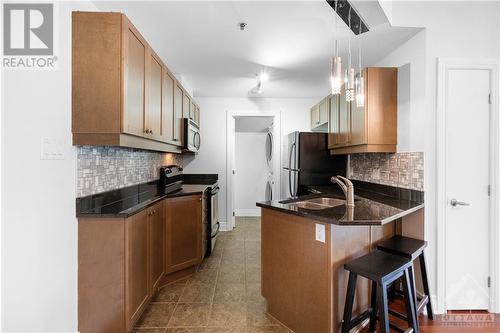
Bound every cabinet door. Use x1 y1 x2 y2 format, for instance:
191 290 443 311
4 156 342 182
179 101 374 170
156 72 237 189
149 202 164 293
311 105 320 129
123 20 146 137
189 101 195 120
125 209 149 331
194 105 200 125
183 94 191 119
162 70 175 143
146 50 163 141
165 195 203 273
319 98 329 124
328 94 340 148
173 83 184 145
350 71 367 146
338 87 350 145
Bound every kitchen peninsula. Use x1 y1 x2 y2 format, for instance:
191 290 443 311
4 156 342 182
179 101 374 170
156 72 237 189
256 181 425 333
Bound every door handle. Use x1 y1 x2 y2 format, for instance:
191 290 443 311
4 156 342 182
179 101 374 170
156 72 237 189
450 198 470 207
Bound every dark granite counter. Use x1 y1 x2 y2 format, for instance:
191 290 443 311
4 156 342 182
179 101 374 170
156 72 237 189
77 175 217 218
256 181 424 226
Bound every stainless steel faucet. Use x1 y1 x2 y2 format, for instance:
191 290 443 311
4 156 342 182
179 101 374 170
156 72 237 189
331 175 355 208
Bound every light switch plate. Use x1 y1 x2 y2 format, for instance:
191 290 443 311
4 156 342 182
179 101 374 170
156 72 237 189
41 137 65 160
315 223 325 243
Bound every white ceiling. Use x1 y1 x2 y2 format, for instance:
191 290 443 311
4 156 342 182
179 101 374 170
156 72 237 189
235 116 274 133
94 1 421 98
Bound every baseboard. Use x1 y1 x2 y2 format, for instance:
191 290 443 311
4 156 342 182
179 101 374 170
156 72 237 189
234 208 261 217
432 295 445 314
219 219 230 232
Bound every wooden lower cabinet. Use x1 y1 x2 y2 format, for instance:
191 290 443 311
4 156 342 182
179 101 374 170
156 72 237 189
165 195 203 273
261 208 398 333
125 208 150 331
148 203 165 294
78 195 205 333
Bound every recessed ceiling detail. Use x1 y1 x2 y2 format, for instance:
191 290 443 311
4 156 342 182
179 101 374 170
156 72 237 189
326 0 369 35
94 1 420 98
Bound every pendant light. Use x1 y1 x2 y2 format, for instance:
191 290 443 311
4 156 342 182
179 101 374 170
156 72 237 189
355 22 365 107
330 0 342 95
345 7 355 102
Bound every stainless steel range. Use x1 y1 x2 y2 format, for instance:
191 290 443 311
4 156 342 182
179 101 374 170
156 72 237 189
159 165 220 257
207 184 220 254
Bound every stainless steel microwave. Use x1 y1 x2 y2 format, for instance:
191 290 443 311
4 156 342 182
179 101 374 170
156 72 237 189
183 118 200 153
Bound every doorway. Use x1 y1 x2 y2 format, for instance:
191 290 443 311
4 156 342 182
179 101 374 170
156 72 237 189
437 59 499 313
226 111 281 231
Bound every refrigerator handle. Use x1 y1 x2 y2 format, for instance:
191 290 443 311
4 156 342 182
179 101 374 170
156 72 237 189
289 142 297 197
288 143 294 197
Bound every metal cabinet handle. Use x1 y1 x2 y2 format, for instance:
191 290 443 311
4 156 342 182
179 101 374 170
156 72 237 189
450 198 470 207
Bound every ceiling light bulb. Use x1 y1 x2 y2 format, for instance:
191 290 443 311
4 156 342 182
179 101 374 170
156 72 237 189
331 56 342 95
356 71 365 107
259 72 269 82
346 68 355 102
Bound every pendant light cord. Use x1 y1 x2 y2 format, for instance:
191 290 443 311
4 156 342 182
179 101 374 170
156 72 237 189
358 17 361 71
334 0 338 58
348 6 352 70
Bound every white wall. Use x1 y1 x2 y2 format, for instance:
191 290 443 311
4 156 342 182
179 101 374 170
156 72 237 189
1 1 97 331
182 97 315 224
234 132 268 216
375 0 500 312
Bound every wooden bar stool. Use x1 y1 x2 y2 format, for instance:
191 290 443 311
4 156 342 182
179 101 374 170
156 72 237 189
377 235 434 320
342 250 418 333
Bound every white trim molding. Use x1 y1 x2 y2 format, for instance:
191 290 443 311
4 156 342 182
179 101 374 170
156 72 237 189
225 110 282 232
436 58 500 314
234 209 261 217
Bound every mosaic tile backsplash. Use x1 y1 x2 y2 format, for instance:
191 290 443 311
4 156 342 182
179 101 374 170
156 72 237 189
77 146 183 197
349 152 424 191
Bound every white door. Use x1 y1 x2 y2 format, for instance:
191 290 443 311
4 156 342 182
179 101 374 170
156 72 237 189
229 116 236 230
445 68 491 310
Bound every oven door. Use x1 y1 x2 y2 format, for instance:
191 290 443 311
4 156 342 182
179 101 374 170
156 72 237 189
210 185 220 252
184 119 201 153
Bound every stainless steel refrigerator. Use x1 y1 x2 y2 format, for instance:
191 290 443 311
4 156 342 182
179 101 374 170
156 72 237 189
281 132 347 199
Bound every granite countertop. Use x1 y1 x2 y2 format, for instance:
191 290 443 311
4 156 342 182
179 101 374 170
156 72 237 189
77 175 217 218
256 182 424 226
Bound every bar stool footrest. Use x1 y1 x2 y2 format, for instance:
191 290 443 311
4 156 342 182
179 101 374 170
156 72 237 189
345 309 372 330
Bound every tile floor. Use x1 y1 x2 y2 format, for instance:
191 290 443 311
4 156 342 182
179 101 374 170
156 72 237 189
133 216 290 333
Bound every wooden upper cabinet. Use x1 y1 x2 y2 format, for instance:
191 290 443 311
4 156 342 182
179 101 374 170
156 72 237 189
72 12 200 153
350 71 367 146
319 98 329 124
145 50 163 141
173 83 184 146
338 86 350 145
125 208 149 332
190 101 195 120
123 18 146 137
310 104 320 128
183 93 191 119
327 67 397 155
164 195 203 274
328 94 339 148
194 104 200 125
162 71 175 143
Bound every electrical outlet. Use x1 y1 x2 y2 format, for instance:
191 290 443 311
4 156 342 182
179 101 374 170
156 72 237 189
315 223 325 243
41 137 65 160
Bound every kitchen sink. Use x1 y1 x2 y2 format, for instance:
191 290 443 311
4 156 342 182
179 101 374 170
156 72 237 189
285 197 346 210
304 197 346 206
